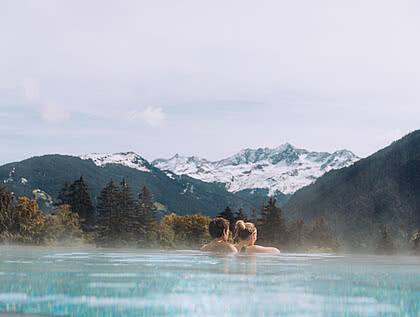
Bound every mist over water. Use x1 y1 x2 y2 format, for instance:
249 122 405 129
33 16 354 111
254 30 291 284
0 246 419 316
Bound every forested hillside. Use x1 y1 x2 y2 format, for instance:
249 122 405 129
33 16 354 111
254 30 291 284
285 130 420 250
0 155 268 217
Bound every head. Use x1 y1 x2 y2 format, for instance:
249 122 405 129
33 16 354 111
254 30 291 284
234 220 257 246
208 218 230 241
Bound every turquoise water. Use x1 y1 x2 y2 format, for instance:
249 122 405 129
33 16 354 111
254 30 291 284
0 247 419 316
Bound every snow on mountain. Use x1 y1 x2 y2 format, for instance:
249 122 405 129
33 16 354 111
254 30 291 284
79 152 151 172
152 144 360 195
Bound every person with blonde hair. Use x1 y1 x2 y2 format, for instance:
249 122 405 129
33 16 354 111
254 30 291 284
200 218 237 253
234 220 280 254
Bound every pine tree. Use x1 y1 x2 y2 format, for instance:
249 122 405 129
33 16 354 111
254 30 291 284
218 206 235 232
0 186 15 236
234 208 248 223
287 219 307 249
68 176 95 228
137 185 157 225
96 179 119 245
375 224 397 255
413 229 420 255
117 178 138 242
250 206 258 223
309 217 339 251
259 197 287 246
56 181 71 205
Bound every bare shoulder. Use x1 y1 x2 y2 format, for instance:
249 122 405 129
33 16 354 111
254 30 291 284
225 243 238 253
200 243 211 252
200 242 237 253
233 244 242 252
247 245 280 254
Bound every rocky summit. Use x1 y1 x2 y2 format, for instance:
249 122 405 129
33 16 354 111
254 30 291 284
152 143 359 195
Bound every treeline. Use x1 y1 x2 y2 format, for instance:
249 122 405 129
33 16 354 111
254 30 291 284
1 175 420 254
0 176 212 249
218 198 420 254
218 198 340 252
0 186 86 245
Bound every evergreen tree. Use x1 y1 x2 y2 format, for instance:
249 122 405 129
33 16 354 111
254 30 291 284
250 206 258 223
137 185 157 225
56 181 71 205
308 217 339 251
287 219 307 249
68 176 95 228
234 208 248 223
218 206 235 232
259 197 287 246
117 178 138 242
0 186 15 236
413 229 420 255
375 224 397 255
96 179 120 244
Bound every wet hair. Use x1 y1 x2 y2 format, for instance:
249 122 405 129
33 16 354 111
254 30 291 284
234 220 257 241
208 218 230 239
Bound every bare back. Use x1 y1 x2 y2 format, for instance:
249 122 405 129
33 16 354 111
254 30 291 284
242 245 280 254
200 240 237 254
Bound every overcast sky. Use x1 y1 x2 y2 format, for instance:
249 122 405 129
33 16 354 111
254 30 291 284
1 0 419 165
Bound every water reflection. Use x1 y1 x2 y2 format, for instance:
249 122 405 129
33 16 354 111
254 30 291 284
0 247 419 316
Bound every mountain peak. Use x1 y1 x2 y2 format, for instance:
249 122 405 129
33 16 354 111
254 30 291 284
79 152 151 172
152 144 360 195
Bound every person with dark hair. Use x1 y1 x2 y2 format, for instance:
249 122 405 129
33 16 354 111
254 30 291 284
233 220 280 254
200 218 237 253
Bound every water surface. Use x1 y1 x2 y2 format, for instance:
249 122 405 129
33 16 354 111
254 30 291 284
0 246 419 316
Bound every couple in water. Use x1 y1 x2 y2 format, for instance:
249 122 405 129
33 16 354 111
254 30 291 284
200 218 280 254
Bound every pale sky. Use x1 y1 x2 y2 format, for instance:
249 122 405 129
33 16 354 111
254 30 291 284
1 0 419 165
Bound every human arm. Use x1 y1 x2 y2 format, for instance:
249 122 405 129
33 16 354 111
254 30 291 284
246 245 280 254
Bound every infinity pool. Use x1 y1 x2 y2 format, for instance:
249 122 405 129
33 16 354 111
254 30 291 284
0 246 419 316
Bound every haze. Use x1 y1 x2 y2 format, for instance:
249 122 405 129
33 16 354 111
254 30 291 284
1 0 419 165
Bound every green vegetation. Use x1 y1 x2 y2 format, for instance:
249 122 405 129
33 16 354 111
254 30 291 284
0 176 416 254
0 182 211 249
375 225 397 255
0 186 88 246
285 130 420 251
0 154 278 218
254 198 339 252
413 229 420 255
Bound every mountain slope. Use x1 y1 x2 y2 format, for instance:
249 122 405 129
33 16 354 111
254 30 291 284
284 130 420 249
0 154 266 217
152 144 359 195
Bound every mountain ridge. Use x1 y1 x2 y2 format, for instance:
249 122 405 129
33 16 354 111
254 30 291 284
152 144 359 195
284 130 420 249
0 154 277 217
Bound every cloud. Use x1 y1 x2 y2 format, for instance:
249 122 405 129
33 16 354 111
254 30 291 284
40 101 70 123
22 77 41 102
129 106 166 127
20 77 70 123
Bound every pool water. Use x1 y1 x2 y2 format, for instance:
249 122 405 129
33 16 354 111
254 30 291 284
0 246 419 316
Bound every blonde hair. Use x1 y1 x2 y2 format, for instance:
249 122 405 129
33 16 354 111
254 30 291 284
234 220 256 241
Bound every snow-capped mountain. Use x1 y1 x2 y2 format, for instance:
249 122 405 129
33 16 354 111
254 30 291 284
152 144 360 195
79 152 151 172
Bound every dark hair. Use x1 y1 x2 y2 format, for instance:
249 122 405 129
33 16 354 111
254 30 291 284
208 218 230 239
